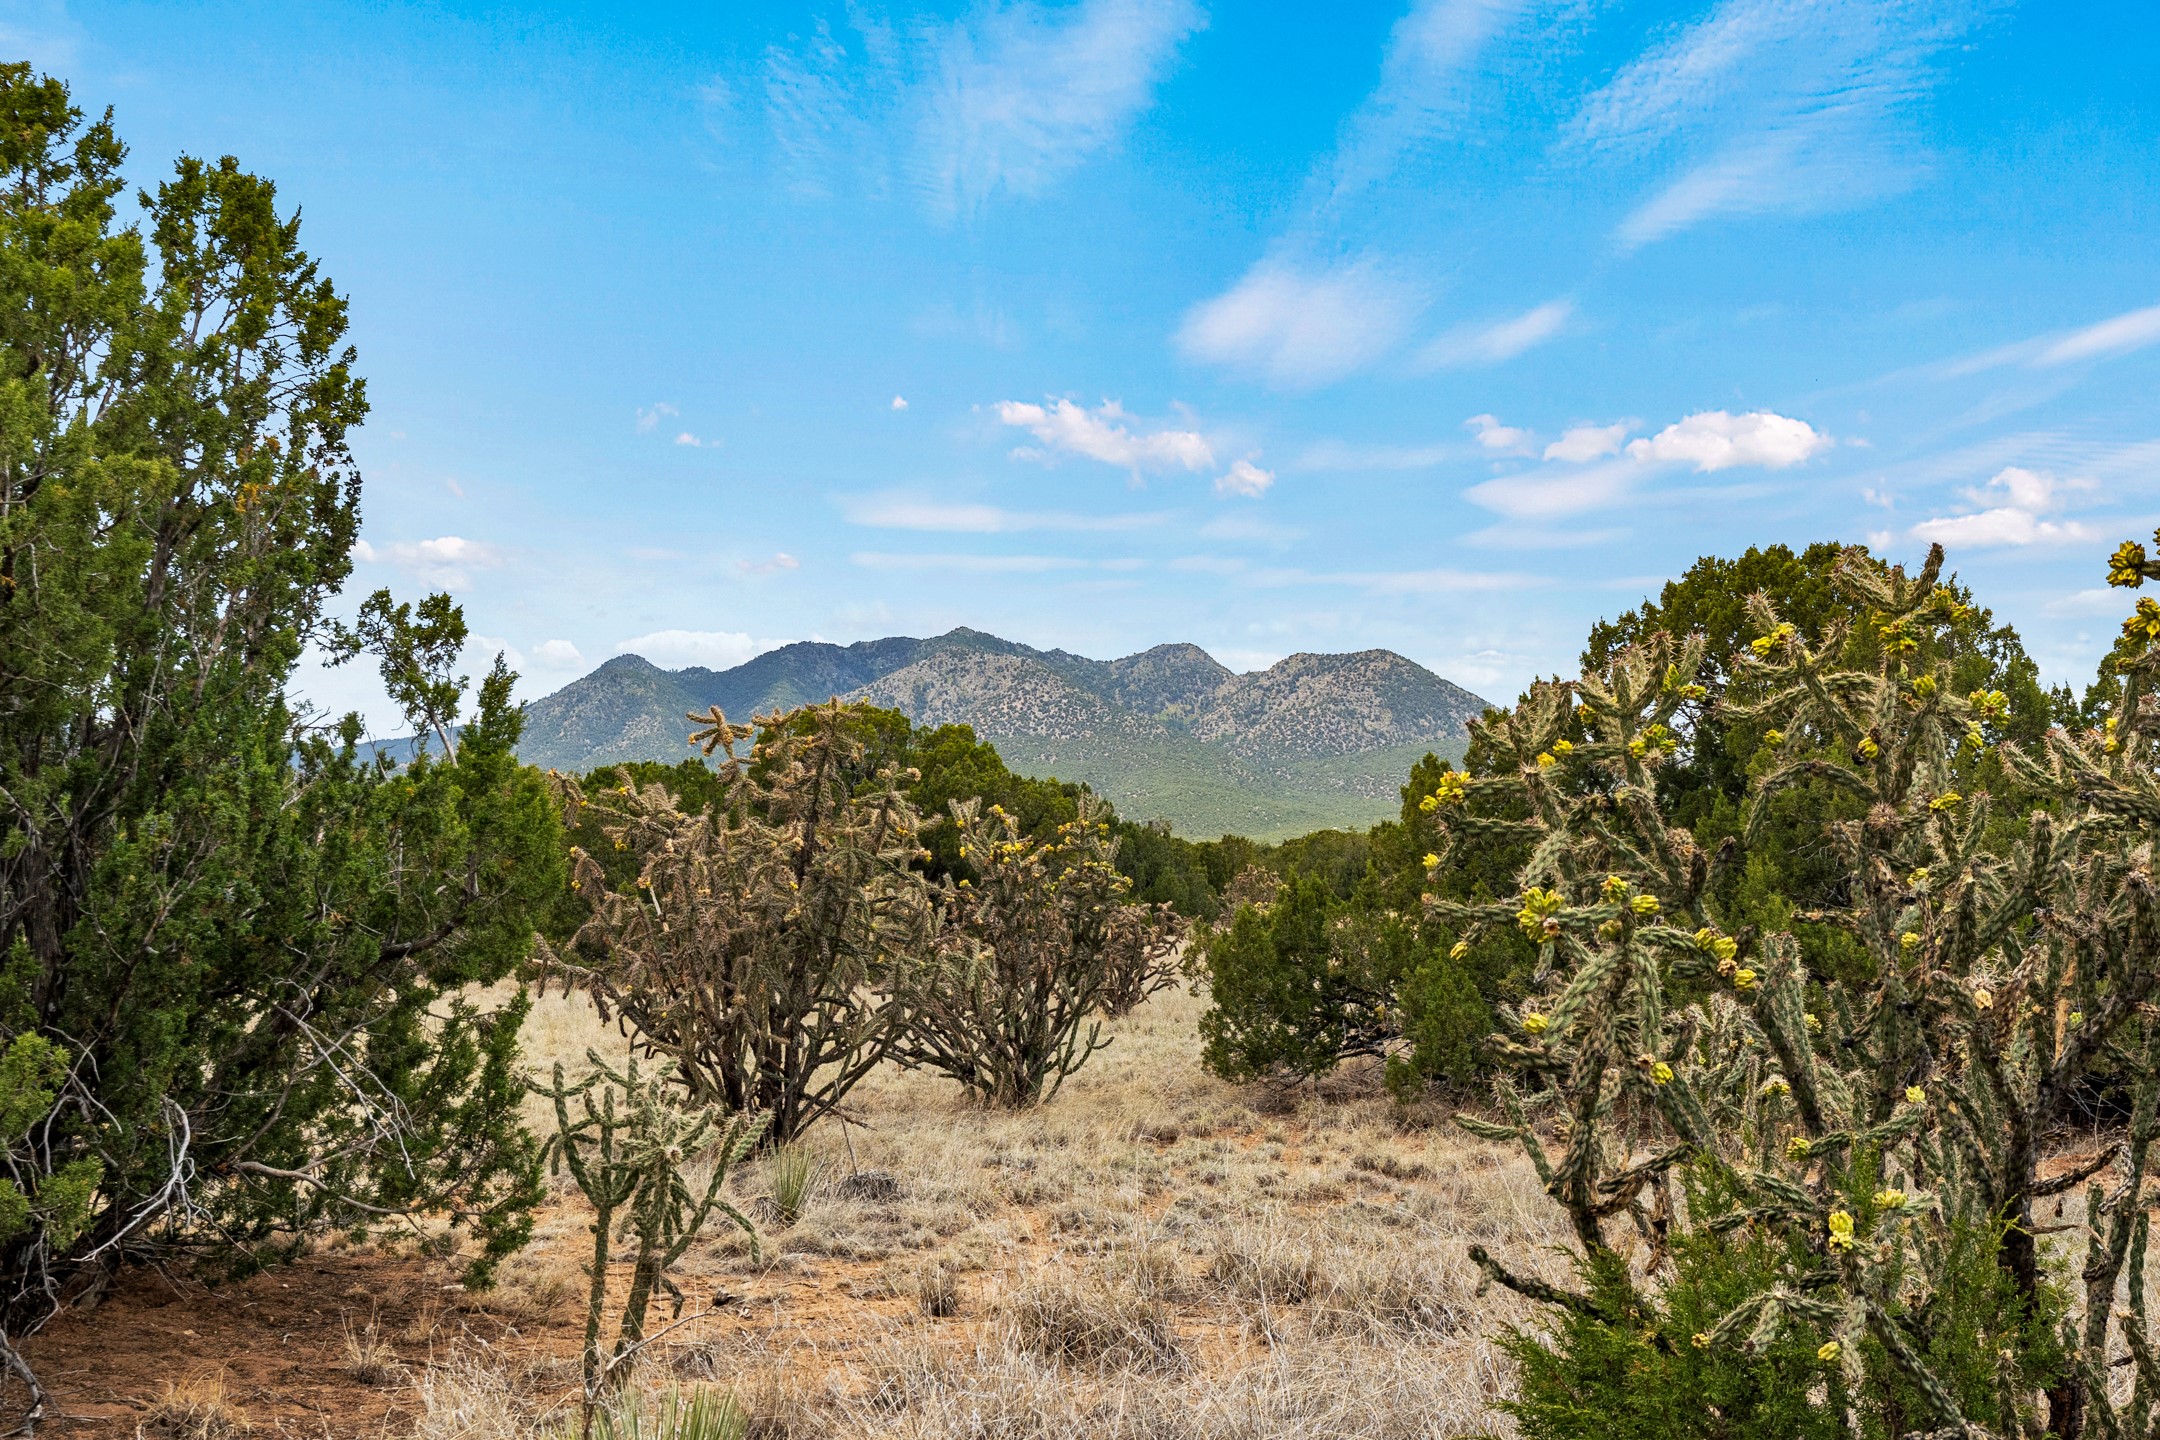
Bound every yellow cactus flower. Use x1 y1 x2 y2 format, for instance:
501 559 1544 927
1818 1340 1842 1364
1912 674 1938 698
2127 597 2160 643
1764 728 1785 747
1905 1085 1926 1105
1762 1077 1790 1098
1535 751 1556 769
1858 736 1880 759
1826 1210 1855 1252
1900 931 1921 952
1628 737 1649 759
1692 1332 1712 1350
1449 939 1471 961
1787 1136 1811 1160
1751 636 1774 657
1805 1013 1823 1034
1602 875 1631 902
1712 937 1739 964
1423 853 1441 870
1522 1011 1549 1035
1650 1060 1674 1086
1873 1189 1906 1210
1630 894 1660 917
2110 539 2149 588
1732 968 1758 992
1516 887 1565 940
1929 792 1963 813
2069 1010 2085 1028
1551 738 1575 756
1908 867 1931 888
1973 987 1994 1011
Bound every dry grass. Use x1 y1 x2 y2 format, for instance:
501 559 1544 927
418 982 1564 1438
140 1374 253 1440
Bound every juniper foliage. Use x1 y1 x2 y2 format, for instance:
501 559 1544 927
0 66 558 1420
1431 541 2160 1438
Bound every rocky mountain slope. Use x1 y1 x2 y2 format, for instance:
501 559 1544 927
486 629 1491 840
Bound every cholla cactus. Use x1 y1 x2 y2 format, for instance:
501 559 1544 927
1431 541 2160 1437
535 1053 763 1427
892 795 1183 1105
541 701 937 1144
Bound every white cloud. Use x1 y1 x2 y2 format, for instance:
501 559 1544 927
350 535 505 591
1544 422 1630 463
995 398 1213 474
1215 459 1275 498
2045 587 2134 618
636 402 677 433
616 630 785 670
1625 410 1830 471
844 494 1167 532
1465 414 1534 454
890 394 909 410
1909 466 2095 549
737 552 801 574
533 639 586 670
1176 258 1424 388
1420 300 1573 368
850 552 1093 574
674 432 714 448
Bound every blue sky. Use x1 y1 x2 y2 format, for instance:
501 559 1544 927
12 0 2159 730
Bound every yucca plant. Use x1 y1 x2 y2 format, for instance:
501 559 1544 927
1430 540 2160 1438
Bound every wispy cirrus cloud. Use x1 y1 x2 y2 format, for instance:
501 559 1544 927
1944 302 2160 376
1175 258 1425 389
849 551 1101 574
843 493 1167 532
1571 0 2002 249
762 0 1203 221
1419 299 1573 369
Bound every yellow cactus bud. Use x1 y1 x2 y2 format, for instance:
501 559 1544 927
2110 539 2148 588
1762 1077 1790 1098
1805 1014 1822 1033
1522 1011 1549 1035
1787 1136 1811 1160
1628 737 1648 759
1973 986 1994 1011
1905 1085 1926 1105
1650 1060 1674 1086
1764 728 1785 747
1449 939 1470 961
1929 792 1962 813
1818 1340 1841 1363
1732 967 1757 992
1602 875 1631 902
1551 738 1574 755
1423 853 1441 870
1535 751 1556 769
1872 1189 1906 1210
1630 894 1660 917
1826 1210 1855 1252
1858 736 1880 760
1900 931 1921 952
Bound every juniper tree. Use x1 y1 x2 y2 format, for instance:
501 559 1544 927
891 797 1182 1106
544 701 937 1144
1429 542 2160 1438
0 66 559 1422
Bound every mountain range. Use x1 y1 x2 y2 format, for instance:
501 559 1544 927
479 629 1492 841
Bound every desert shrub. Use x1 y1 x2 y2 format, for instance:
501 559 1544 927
591 1387 748 1440
1199 876 1476 1085
891 797 1183 1105
0 64 561 1409
537 1054 763 1421
1433 540 2160 1435
544 701 937 1144
764 1145 820 1228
